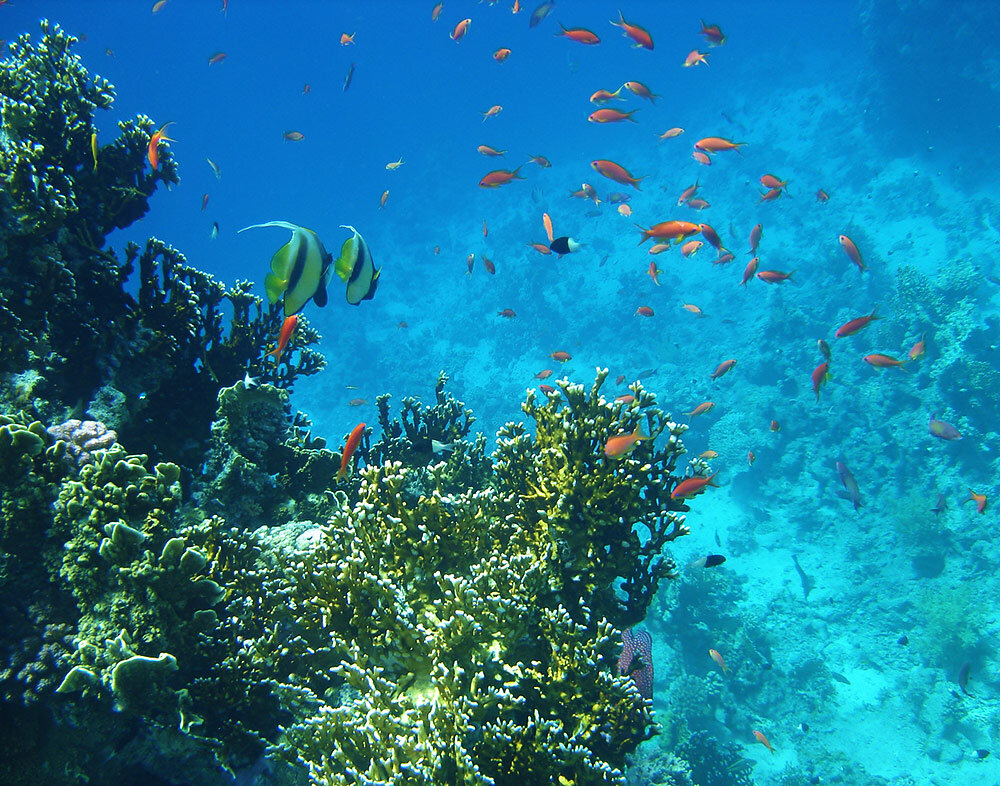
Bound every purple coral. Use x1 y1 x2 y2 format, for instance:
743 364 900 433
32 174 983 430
46 419 117 466
617 628 653 700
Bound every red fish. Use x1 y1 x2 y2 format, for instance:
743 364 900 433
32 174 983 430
747 450 755 466
588 108 638 123
670 473 718 500
811 362 831 401
604 426 649 458
479 167 524 188
864 353 908 371
686 198 710 210
839 235 865 271
908 333 926 360
760 174 788 190
493 47 511 62
591 159 644 188
550 351 571 362
710 359 736 380
635 306 654 317
539 384 556 394
749 223 763 254
483 257 496 274
694 137 745 153
816 189 830 202
681 241 703 257
340 32 355 45
699 19 726 46
659 127 684 140
636 220 700 245
692 151 712 166
528 242 552 255
739 256 759 287
611 11 653 50
756 269 796 284
835 306 881 337
498 308 516 318
770 420 780 432
757 187 783 203
337 423 366 479
268 314 299 364
431 2 443 21
528 155 551 167
622 80 658 101
557 24 600 44
201 193 209 211
966 489 987 514
147 121 175 169
685 401 714 417
535 368 553 379
451 18 471 41
483 218 488 238
648 260 662 285
698 223 722 250
677 180 700 206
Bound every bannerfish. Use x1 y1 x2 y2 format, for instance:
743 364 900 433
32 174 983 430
239 221 334 315
334 225 380 305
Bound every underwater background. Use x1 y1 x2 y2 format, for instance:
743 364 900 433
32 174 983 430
1 1 999 784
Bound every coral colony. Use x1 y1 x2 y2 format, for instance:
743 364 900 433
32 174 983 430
0 22 717 785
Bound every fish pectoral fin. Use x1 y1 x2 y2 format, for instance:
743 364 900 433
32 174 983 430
264 272 288 305
334 236 357 282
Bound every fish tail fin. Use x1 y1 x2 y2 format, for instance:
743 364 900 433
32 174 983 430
513 165 525 179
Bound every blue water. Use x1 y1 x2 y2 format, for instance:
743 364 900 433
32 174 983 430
5 0 1000 782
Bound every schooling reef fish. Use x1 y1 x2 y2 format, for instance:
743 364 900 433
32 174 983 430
337 423 366 479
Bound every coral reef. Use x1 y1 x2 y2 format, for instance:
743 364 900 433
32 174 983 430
45 418 117 466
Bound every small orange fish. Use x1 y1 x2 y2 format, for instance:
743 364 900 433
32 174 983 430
770 420 780 432
482 218 488 238
482 104 503 120
451 18 471 41
616 375 626 385
749 223 763 254
908 333 926 360
622 80 658 102
152 0 168 12
694 137 745 153
535 369 553 380
498 308 516 318
757 188 782 203
208 51 227 64
550 351 571 362
283 130 305 141
340 32 355 45
466 253 475 273
670 473 718 500
681 303 705 317
747 450 755 466
543 212 554 243
710 359 736 380
637 220 700 245
528 155 551 167
478 144 506 157
811 362 831 401
557 24 600 45
677 181 700 205
966 489 987 514
588 108 638 123
528 242 552 255
611 11 653 50
483 257 496 275
379 189 389 208
201 193 209 211
603 425 649 458
864 353 908 371
699 19 726 46
683 49 709 67
761 174 788 190
658 127 684 140
479 167 524 188
685 401 714 417
839 234 866 271
302 83 311 94
539 384 556 394
686 198 710 210
681 240 703 257
648 260 661 285
431 2 443 21
493 47 511 62
753 730 775 754
590 87 623 104
615 394 635 404
591 159 644 188
699 223 722 250
348 398 367 407
709 648 728 673
337 423 366 479
692 150 712 166
511 0 520 12
816 189 830 202
648 244 670 255
147 121 175 169
635 306 654 317
756 269 796 284
268 314 299 364
698 450 718 459
617 204 632 217
835 306 881 338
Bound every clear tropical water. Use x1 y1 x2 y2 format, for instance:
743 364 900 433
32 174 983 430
3 1 1000 783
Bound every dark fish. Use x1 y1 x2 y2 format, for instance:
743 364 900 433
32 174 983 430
977 749 991 759
638 368 658 378
585 209 601 218
607 192 631 204
929 413 962 440
529 0 555 27
831 671 851 685
799 722 809 733
343 62 355 92
987 275 1000 286
835 461 863 511
958 661 973 697
549 236 581 256
897 634 908 646
791 554 814 600
931 494 947 515
714 530 722 547
689 554 726 568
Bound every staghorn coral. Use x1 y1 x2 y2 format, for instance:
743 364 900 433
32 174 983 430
493 369 693 629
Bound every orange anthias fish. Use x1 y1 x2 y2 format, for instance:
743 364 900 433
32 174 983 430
478 144 507 157
550 351 571 362
493 47 511 62
592 159 644 188
700 19 726 46
966 489 987 514
622 80 658 102
604 425 649 458
753 730 775 754
482 105 503 120
747 450 755 465
268 314 299 364
337 423 366 479
611 11 653 50
835 306 881 337
864 353 909 371
681 241 703 257
543 212 554 243
648 260 661 285
761 174 788 190
816 189 830 202
588 108 638 123
529 154 551 167
839 234 866 271
617 204 632 217
683 49 709 67
694 137 745 153
380 189 389 208
451 18 471 41
648 244 671 255
659 127 684 140
677 181 700 206
535 368 553 380
908 333 926 360
208 51 227 64
557 24 600 44
709 648 728 674
739 257 759 287
479 167 524 188
685 401 715 417
590 87 623 104
670 473 719 500
340 32 355 45
636 220 700 245
431 2 443 21
483 257 496 274
692 151 711 166
811 361 831 401
698 223 722 249
147 121 175 169
682 303 705 316
635 306 654 317
756 269 796 284
710 359 736 380
283 130 305 141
